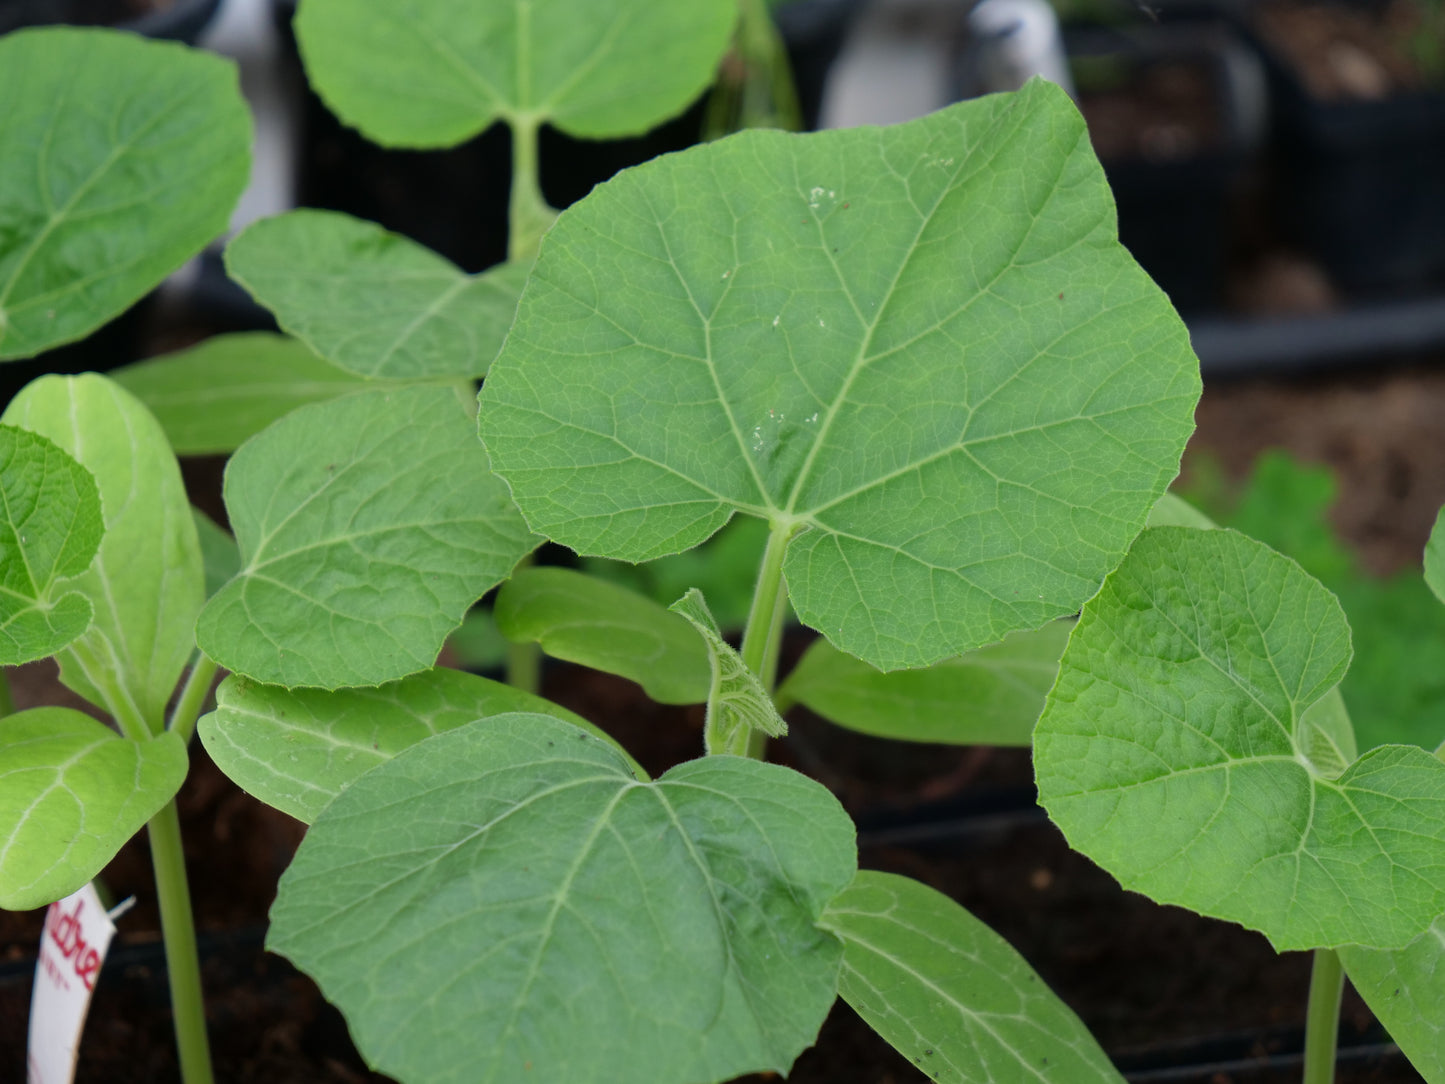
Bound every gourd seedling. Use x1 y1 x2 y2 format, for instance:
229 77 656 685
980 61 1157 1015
192 75 1205 1083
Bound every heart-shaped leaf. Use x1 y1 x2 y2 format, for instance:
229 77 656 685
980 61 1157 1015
778 620 1071 746
225 211 529 380
479 80 1201 672
294 0 737 147
0 27 250 359
822 871 1124 1084
0 707 187 910
112 332 373 455
268 713 856 1084
3 376 204 733
0 425 102 664
495 566 710 705
1035 527 1445 951
198 666 635 823
197 385 538 689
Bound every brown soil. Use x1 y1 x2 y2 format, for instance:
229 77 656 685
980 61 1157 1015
1255 0 1445 100
1078 57 1224 162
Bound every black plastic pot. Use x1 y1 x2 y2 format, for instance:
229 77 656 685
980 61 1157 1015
1246 0 1445 292
280 0 864 275
1064 21 1261 313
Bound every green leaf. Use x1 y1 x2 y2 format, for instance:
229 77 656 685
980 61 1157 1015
1146 491 1215 529
1427 505 1445 606
0 707 187 910
294 0 737 147
3 376 204 733
111 332 373 455
191 507 240 601
268 713 856 1083
778 620 1071 746
198 666 633 823
495 567 710 704
1342 920 1445 1081
225 211 529 380
479 80 1201 672
821 871 1124 1084
670 588 787 755
196 386 537 689
445 606 511 671
1035 527 1445 951
0 425 102 665
0 27 250 360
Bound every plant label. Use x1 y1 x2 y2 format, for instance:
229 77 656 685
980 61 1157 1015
26 884 119 1084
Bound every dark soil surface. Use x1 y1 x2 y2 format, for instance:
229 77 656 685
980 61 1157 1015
1254 0 1444 100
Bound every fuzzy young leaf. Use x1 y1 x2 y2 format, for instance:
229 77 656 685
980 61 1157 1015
294 0 737 147
1035 527 1445 951
495 567 710 704
112 332 373 455
1427 505 1445 606
0 426 102 664
268 713 856 1084
199 667 628 823
0 28 250 359
197 386 538 689
225 211 529 380
480 80 1201 672
779 621 1071 746
0 708 187 910
3 376 203 733
670 588 787 755
822 871 1123 1084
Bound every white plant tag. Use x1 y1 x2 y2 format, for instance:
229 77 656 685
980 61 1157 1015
26 883 120 1084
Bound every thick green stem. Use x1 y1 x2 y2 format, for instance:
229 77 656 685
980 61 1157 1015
167 655 219 746
738 521 795 758
1302 948 1344 1084
508 114 558 263
147 801 214 1084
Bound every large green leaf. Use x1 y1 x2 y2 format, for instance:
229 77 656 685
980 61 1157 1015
778 620 1071 746
822 871 1123 1084
495 566 710 705
1427 505 1445 606
1035 527 1445 951
1342 918 1445 1082
112 332 372 455
0 27 250 360
196 386 538 689
3 376 204 733
198 666 635 824
479 80 1201 672
268 713 856 1084
0 707 187 910
0 425 102 664
225 211 529 380
294 0 737 147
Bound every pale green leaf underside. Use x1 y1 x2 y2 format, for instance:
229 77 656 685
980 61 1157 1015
225 211 528 380
3 376 204 731
294 0 737 147
1426 505 1445 606
1343 920 1445 1081
1035 527 1445 951
670 588 787 756
779 620 1071 746
480 80 1201 672
197 386 538 689
268 713 856 1084
0 425 102 665
198 666 638 824
112 332 373 454
1147 491 1216 530
822 871 1124 1084
191 507 240 601
0 707 187 910
0 27 250 359
495 566 710 705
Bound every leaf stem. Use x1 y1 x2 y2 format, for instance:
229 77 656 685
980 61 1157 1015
508 114 558 263
147 800 214 1084
167 654 219 746
738 520 794 757
1302 947 1344 1084
504 553 543 694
